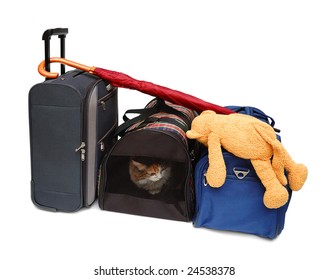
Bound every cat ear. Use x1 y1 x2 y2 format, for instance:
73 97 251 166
131 160 146 171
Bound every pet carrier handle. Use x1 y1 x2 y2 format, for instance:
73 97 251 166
122 99 189 124
115 99 190 137
42 28 68 77
115 107 159 137
115 100 166 137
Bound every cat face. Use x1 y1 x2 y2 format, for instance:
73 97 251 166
130 160 168 182
129 158 172 194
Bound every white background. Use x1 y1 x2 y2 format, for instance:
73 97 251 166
1 1 328 279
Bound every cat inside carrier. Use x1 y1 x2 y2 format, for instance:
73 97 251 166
98 99 198 221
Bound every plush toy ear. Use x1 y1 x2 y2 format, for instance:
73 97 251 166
186 130 203 139
200 110 216 115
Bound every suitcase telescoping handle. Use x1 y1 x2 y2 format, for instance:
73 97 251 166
42 28 68 77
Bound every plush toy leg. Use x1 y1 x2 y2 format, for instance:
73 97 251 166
272 141 308 191
251 159 289 209
254 125 288 186
266 135 307 191
283 158 308 191
207 133 226 187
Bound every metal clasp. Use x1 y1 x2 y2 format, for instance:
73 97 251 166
233 168 250 179
203 173 208 186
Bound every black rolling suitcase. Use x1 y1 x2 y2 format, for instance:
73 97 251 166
29 28 118 212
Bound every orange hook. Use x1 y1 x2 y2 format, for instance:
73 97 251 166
38 57 96 79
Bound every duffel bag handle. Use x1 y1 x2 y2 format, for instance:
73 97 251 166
227 106 280 132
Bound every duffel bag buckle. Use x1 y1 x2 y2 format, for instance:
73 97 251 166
233 168 250 180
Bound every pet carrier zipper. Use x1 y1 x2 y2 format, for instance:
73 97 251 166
75 142 86 161
159 130 193 221
193 155 209 225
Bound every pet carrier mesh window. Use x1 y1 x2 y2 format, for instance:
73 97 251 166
98 99 197 222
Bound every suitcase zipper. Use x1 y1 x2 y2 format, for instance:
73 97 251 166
98 86 116 111
97 119 118 151
81 79 101 207
75 142 86 161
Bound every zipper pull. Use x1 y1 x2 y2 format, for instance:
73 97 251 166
190 150 195 162
100 101 106 111
100 141 105 151
106 84 113 91
75 142 86 162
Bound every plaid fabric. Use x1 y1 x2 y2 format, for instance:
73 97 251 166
146 99 197 123
126 100 198 146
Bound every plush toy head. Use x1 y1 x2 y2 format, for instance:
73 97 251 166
186 110 214 146
186 110 308 209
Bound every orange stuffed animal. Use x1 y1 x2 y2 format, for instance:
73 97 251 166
186 110 308 209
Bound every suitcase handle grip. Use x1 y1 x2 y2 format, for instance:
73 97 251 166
38 57 95 79
42 28 68 40
42 28 69 76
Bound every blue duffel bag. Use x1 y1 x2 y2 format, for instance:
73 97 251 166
192 106 291 239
